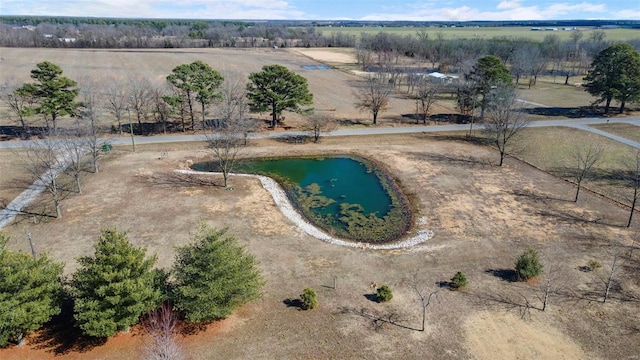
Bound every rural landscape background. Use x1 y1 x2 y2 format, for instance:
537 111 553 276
1 16 640 360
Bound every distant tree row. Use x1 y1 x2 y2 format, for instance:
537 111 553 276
0 21 356 48
0 224 262 347
357 30 639 81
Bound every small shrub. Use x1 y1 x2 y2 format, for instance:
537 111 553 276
515 248 543 281
450 271 469 290
588 260 602 271
376 285 393 302
300 287 317 310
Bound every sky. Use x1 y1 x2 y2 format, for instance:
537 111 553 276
0 0 639 21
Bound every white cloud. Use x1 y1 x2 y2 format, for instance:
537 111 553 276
0 0 303 19
360 1 613 21
613 9 640 19
497 1 523 10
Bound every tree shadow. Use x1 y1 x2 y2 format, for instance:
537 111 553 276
464 290 538 320
417 152 491 167
536 210 619 227
412 132 492 146
429 113 472 124
336 118 368 127
116 122 182 136
339 306 420 332
511 189 571 203
1 190 62 226
0 125 48 141
549 166 628 186
273 135 313 145
147 171 222 189
179 321 208 336
283 298 304 310
364 293 379 302
400 113 428 124
486 268 517 282
31 298 107 355
522 106 598 118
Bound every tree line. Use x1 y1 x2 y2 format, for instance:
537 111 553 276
0 224 262 351
0 21 356 48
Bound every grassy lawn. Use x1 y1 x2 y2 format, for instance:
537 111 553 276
0 149 30 206
422 126 637 207
590 123 640 143
316 26 640 42
517 77 592 107
515 127 636 205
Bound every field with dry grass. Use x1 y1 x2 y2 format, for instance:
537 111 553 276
0 47 425 129
1 133 639 360
1 47 639 359
515 126 639 206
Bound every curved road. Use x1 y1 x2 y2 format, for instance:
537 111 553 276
1 116 639 149
1 116 639 229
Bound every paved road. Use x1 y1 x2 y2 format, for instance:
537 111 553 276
1 116 638 149
1 116 638 230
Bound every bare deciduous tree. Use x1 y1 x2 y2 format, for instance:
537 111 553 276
142 303 185 360
536 256 564 311
127 75 153 125
1 80 35 138
302 113 336 143
415 77 442 124
355 72 393 126
412 284 438 332
104 77 129 135
570 144 604 202
624 150 640 228
206 76 250 188
356 47 374 71
20 138 70 219
150 84 173 134
482 87 531 166
59 131 85 194
600 249 624 303
78 78 108 173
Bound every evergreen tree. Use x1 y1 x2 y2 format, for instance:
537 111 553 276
450 271 469 290
376 285 393 302
584 43 640 114
515 248 543 281
246 64 313 128
0 232 63 347
166 60 224 130
300 287 318 310
71 228 160 338
466 55 512 118
17 61 78 135
172 224 263 323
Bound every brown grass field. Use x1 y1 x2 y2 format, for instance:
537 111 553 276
0 48 639 359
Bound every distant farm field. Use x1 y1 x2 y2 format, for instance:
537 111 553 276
316 26 640 42
0 47 421 126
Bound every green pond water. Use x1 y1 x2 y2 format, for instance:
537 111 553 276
192 156 410 243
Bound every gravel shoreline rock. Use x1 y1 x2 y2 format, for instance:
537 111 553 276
176 169 434 250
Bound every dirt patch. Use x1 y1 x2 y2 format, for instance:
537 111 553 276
464 311 589 360
292 48 358 65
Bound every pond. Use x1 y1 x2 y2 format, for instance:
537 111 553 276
192 156 411 244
